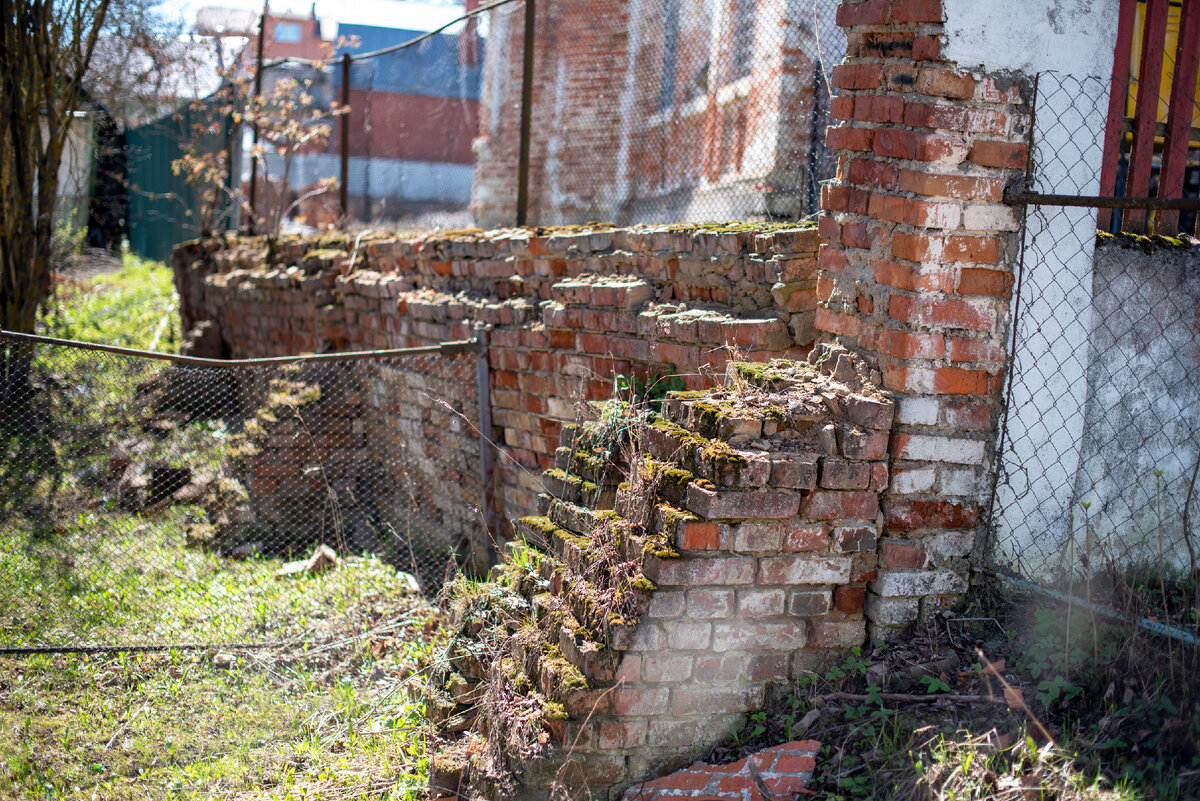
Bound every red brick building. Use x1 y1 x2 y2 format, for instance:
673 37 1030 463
471 0 845 227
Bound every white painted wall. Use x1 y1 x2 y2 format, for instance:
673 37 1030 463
941 0 1120 578
265 152 474 204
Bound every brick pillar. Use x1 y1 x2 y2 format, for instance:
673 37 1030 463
817 0 1030 637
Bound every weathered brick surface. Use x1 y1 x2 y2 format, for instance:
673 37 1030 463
430 353 892 798
621 740 819 801
174 224 822 545
818 0 1029 639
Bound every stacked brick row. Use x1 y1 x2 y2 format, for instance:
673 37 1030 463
173 225 822 532
816 0 1029 637
438 350 893 799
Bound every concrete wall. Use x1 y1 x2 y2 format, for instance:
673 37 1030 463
947 0 1122 574
1030 236 1200 574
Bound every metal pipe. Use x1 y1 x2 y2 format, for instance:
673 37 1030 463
247 8 267 233
340 52 351 224
982 568 1198 647
1006 191 1200 211
473 324 498 569
0 330 482 367
515 0 535 226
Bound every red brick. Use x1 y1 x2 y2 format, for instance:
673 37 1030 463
897 169 1005 201
916 68 976 100
880 364 990 395
841 429 889 460
854 94 906 124
831 63 883 91
886 500 979 532
869 325 945 359
880 539 927 568
680 520 720 550
817 214 841 240
958 267 1014 296
821 183 852 211
833 585 867 614
836 0 889 27
890 0 943 23
548 328 575 349
843 221 871 249
819 243 852 273
816 274 835 302
783 524 830 552
854 30 915 59
912 34 941 60
830 95 855 120
947 335 1006 363
883 64 919 92
802 490 879 521
847 157 900 190
820 459 872 490
944 399 993 429
872 127 967 164
969 139 1028 169
826 125 875 152
889 295 994 332
868 193 961 229
815 307 861 338
903 102 1008 136
612 688 669 716
642 768 712 791
944 235 1000 263
934 366 991 394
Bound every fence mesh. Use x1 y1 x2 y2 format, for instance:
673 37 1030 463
475 0 844 226
0 335 484 648
990 72 1200 632
123 0 845 261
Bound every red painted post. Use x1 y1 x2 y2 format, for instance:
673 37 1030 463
1157 0 1200 234
1098 0 1139 232
1126 0 1170 232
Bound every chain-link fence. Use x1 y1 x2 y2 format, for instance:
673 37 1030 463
474 0 844 226
991 71 1200 635
123 0 844 262
0 331 489 648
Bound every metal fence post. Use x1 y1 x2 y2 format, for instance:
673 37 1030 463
515 0 535 226
340 52 351 225
474 323 498 569
247 10 266 234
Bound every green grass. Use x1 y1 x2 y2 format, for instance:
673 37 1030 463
0 255 442 800
41 254 180 350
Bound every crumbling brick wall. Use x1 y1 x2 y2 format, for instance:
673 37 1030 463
430 349 892 799
814 0 1030 637
173 224 821 541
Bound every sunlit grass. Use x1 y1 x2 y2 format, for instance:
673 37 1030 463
0 254 440 801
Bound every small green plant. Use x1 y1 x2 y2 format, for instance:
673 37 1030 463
919 674 951 694
614 368 685 408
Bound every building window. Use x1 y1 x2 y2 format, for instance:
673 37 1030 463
274 22 302 43
730 0 754 80
659 0 683 111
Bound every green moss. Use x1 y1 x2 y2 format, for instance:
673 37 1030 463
544 468 584 489
660 467 693 492
1096 229 1194 252
630 576 657 593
